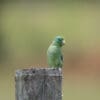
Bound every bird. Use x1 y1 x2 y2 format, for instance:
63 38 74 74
47 36 65 68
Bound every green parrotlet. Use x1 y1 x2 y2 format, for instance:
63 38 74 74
47 36 65 68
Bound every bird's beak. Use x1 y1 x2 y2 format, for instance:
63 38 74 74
62 40 65 45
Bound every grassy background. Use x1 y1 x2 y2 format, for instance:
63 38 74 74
0 1 100 100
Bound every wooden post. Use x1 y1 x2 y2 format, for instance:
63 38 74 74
15 68 62 100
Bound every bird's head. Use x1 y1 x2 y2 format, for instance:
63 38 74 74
53 36 65 47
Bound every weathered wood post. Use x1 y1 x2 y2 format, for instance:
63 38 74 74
15 68 62 100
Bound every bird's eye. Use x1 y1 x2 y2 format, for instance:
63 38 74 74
58 38 63 41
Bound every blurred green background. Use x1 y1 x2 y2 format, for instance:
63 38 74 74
0 1 100 100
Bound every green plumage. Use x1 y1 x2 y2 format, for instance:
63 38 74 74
47 36 65 68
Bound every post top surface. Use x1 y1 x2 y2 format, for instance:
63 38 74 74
16 68 62 77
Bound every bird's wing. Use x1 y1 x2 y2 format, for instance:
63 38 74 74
60 55 63 62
